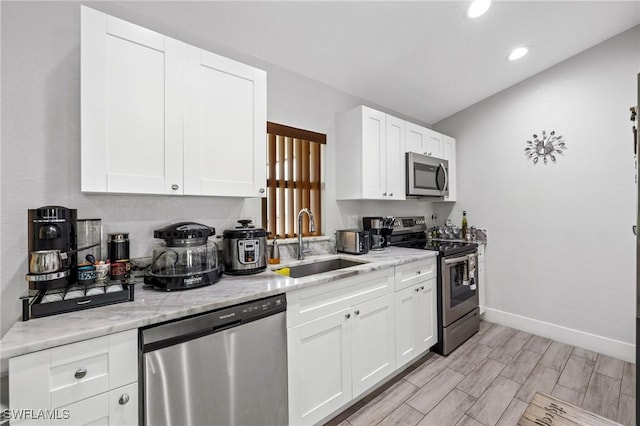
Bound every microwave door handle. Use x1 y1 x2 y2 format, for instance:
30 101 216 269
439 162 448 193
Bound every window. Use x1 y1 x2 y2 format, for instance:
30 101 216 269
263 122 325 239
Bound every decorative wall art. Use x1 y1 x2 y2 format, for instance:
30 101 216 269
524 130 567 165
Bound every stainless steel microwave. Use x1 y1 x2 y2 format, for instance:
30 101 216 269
406 152 449 197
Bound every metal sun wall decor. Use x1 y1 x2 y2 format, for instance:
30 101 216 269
524 130 567 165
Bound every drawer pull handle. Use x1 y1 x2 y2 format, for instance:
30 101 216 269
345 313 351 319
74 368 87 379
119 394 130 405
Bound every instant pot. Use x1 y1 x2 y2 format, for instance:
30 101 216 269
223 220 268 275
145 222 221 290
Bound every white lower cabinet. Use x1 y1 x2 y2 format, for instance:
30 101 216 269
394 279 437 369
287 258 438 425
8 330 138 426
287 269 396 426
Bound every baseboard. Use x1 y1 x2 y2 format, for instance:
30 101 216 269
483 308 635 363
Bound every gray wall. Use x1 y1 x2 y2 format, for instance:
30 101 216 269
434 26 640 360
0 2 434 337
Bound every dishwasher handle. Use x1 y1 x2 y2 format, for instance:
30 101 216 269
141 294 286 353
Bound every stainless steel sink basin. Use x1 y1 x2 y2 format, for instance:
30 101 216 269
280 258 368 278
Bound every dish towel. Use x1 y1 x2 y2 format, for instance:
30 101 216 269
468 254 477 290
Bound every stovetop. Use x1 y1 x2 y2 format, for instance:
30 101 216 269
424 239 478 256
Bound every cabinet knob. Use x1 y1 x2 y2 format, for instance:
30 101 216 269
421 286 425 290
345 313 351 319
74 368 87 379
382 192 387 196
171 184 179 191
415 288 420 292
416 270 421 275
259 188 265 194
118 394 130 405
354 310 360 316
389 193 393 197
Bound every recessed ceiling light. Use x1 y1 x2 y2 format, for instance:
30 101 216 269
466 0 491 19
507 46 529 61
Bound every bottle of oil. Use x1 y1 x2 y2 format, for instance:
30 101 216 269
461 211 468 240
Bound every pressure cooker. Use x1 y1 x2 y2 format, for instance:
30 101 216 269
223 220 268 275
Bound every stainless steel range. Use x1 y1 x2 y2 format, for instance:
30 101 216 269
387 216 480 355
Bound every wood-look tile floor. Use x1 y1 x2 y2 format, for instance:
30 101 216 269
325 321 636 426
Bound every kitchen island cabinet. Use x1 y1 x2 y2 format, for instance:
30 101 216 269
81 6 266 197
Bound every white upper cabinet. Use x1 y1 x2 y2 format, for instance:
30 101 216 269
81 7 266 197
184 45 266 197
405 122 444 158
336 106 405 200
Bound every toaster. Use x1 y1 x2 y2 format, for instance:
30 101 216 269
335 230 369 255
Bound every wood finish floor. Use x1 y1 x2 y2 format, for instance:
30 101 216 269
325 321 636 426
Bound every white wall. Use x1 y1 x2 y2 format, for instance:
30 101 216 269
0 2 434 337
434 26 640 361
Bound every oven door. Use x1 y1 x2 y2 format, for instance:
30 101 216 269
441 252 479 327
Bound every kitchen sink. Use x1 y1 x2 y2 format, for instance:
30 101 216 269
278 258 368 278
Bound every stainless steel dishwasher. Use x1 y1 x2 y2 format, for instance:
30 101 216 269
140 294 288 426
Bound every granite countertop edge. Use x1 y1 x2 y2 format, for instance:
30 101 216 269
0 247 436 373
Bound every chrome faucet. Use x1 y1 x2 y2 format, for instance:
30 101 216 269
297 208 316 260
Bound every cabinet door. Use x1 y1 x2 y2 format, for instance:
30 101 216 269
423 128 444 158
287 310 352 426
360 107 387 199
395 285 418 369
9 350 51 426
442 136 457 201
108 383 138 426
184 45 267 197
385 116 406 200
351 294 395 398
405 122 427 153
81 7 184 195
415 279 437 351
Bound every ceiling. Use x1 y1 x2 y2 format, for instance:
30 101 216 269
94 1 640 125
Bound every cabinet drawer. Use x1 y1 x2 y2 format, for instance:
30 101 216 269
287 268 394 327
50 350 109 408
53 392 109 426
395 259 436 291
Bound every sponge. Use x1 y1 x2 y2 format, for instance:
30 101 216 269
274 267 290 277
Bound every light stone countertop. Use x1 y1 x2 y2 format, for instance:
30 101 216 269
0 247 436 373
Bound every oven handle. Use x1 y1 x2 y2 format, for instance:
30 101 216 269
444 253 477 265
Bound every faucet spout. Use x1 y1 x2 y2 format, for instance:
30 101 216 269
297 208 316 260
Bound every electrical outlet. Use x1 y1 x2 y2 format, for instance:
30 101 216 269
348 215 358 228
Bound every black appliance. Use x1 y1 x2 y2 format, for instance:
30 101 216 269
145 222 221 291
26 206 77 289
386 215 479 355
362 216 394 250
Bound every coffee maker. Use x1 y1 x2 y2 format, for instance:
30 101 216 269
26 206 77 290
363 216 394 251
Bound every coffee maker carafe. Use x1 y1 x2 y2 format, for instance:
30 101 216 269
26 206 77 290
